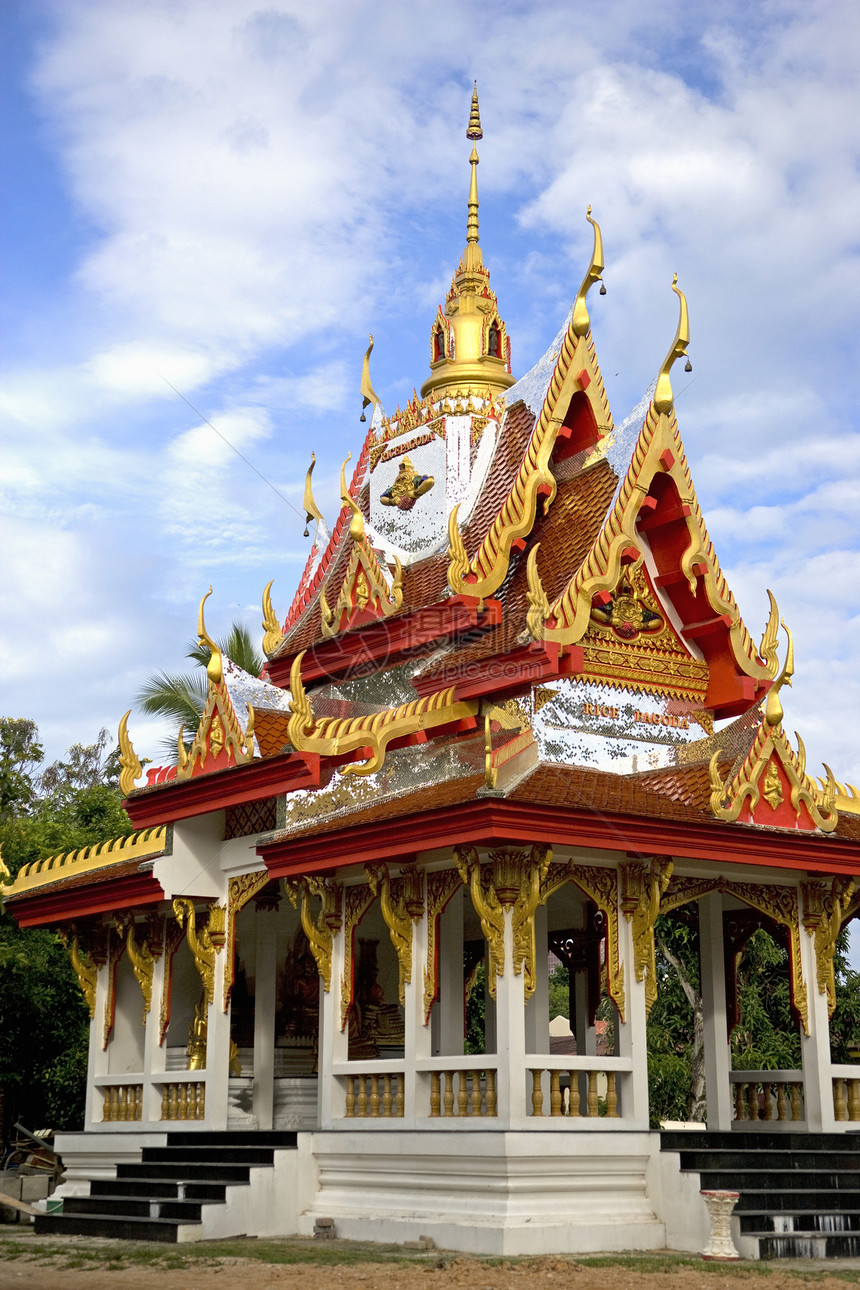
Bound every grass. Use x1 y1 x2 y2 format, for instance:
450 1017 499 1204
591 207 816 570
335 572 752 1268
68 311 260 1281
1 1234 859 1280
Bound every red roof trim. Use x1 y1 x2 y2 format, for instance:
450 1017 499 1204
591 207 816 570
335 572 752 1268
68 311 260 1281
10 871 166 928
124 751 321 828
258 798 860 878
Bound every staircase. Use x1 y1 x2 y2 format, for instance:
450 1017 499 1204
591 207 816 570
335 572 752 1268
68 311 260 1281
661 1129 860 1259
35 1130 298 1243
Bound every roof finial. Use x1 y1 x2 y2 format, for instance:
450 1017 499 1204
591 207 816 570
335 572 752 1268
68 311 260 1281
197 586 222 685
654 273 691 414
302 453 325 536
466 84 482 245
360 333 380 423
571 206 606 338
467 82 483 140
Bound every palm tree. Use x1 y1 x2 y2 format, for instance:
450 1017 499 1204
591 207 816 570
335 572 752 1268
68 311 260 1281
137 623 264 761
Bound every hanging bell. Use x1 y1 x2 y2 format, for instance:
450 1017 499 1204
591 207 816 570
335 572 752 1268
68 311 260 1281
684 358 693 373
303 526 309 538
360 411 366 422
599 282 607 296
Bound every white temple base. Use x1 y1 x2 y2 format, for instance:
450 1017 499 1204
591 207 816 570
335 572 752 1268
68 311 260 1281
304 1130 668 1255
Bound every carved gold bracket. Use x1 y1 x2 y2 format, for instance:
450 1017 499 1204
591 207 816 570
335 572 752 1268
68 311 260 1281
286 875 342 994
727 880 809 1035
802 877 857 1017
569 864 626 1021
366 864 423 1006
340 883 375 1030
423 868 463 1023
225 871 273 1009
261 580 283 658
173 898 223 1007
60 930 97 1019
115 914 155 1026
620 857 674 1017
455 845 552 1001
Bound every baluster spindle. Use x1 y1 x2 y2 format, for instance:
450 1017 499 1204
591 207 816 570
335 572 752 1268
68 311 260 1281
430 1072 441 1117
357 1075 368 1118
606 1072 618 1118
550 1071 562 1117
485 1070 497 1117
382 1074 393 1118
587 1071 598 1118
531 1069 544 1116
443 1071 455 1118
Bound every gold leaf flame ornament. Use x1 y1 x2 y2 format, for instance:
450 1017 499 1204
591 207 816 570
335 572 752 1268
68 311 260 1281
654 274 691 415
198 587 222 685
571 207 606 338
118 710 143 797
360 334 381 421
339 452 365 541
261 579 282 657
303 452 326 533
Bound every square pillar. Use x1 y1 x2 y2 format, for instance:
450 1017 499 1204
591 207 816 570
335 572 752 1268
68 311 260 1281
798 913 837 1132
432 890 464 1056
252 909 278 1131
404 897 431 1119
204 951 232 1131
318 918 348 1129
700 891 733 1131
616 903 650 1130
494 912 527 1121
524 903 549 1055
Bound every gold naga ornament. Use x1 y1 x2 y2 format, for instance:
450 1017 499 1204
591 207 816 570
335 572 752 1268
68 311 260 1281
172 897 226 1007
114 913 157 1026
366 863 423 1006
319 454 404 636
801 877 859 1017
285 875 342 995
176 589 256 779
454 845 552 1001
709 610 838 832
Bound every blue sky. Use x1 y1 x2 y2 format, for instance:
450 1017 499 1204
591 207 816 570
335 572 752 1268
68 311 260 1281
1 0 859 796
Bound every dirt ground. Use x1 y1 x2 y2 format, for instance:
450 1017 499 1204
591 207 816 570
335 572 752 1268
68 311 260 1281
2 1233 860 1290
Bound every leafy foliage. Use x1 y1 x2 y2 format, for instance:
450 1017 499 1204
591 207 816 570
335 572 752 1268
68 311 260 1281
0 718 133 1138
647 915 704 1127
730 928 801 1071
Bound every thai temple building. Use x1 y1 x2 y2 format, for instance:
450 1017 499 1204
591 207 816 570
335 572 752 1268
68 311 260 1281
4 88 860 1258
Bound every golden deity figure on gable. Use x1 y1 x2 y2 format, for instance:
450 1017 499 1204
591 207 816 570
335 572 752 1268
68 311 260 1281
589 566 665 642
379 455 435 511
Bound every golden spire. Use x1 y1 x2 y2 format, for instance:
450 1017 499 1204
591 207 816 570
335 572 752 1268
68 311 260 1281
654 274 691 414
339 452 365 540
571 207 606 338
419 85 515 403
466 82 483 140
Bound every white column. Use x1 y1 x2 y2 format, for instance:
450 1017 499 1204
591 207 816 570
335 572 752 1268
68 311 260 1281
494 910 527 1123
204 952 231 1130
798 914 836 1132
84 963 110 1131
432 891 464 1056
524 903 549 1054
404 903 431 1119
253 909 278 1131
700 891 733 1131
616 903 650 1130
318 920 348 1129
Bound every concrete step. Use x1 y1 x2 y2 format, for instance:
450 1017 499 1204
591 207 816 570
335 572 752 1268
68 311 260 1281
117 1162 253 1183
699 1169 860 1191
679 1149 860 1172
63 1194 206 1222
738 1209 860 1233
756 1230 860 1260
34 1212 199 1243
142 1145 277 1166
165 1130 296 1148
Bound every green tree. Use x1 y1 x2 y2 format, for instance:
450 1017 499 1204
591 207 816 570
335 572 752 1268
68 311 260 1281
647 915 704 1127
0 720 132 1140
137 621 264 759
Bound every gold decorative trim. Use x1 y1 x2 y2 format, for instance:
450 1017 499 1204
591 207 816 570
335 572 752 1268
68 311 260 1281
340 883 375 1030
366 864 422 1006
653 274 691 415
728 881 808 1034
511 846 552 1000
103 929 124 1050
569 863 625 1021
288 652 478 776
176 589 256 780
115 914 155 1026
224 870 272 1009
261 580 283 658
319 535 403 638
455 846 552 1001
541 397 772 690
159 917 185 1045
59 931 97 1019
802 877 857 1017
172 898 220 1007
447 211 613 600
456 846 505 998
286 876 341 994
118 711 143 797
709 619 837 832
571 206 606 339
7 826 166 896
423 869 463 1023
620 858 674 1017
661 876 719 916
